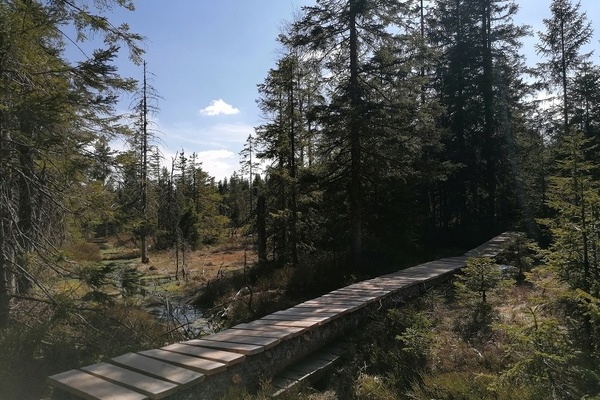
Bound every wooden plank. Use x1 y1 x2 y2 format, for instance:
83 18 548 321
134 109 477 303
251 318 320 329
160 343 245 366
326 289 380 298
377 275 421 283
261 312 332 324
284 307 353 317
270 341 347 397
299 296 364 304
184 339 264 356
298 298 365 310
283 306 345 315
81 363 179 399
276 368 310 383
349 282 402 289
232 323 305 338
345 283 394 291
111 353 204 387
323 293 379 303
289 357 335 375
216 328 293 340
331 287 380 293
313 352 342 363
352 278 413 288
271 375 297 390
276 309 337 319
138 349 227 375
262 312 330 321
297 303 362 313
47 369 148 400
201 332 280 349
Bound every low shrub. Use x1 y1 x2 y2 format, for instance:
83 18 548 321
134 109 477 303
0 298 175 400
64 242 101 262
408 372 538 400
353 374 398 400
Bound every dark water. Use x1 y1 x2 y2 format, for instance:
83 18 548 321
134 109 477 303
147 302 214 336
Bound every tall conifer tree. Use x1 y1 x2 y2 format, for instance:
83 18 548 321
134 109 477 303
537 0 593 137
0 0 141 328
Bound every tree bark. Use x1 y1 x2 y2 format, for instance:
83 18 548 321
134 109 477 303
481 0 497 225
349 0 362 266
257 195 267 264
288 59 299 267
140 61 150 264
0 219 11 329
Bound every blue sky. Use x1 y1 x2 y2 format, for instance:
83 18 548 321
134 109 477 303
102 0 599 181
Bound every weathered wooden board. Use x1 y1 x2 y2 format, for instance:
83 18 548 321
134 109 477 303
283 306 349 315
345 282 395 291
351 278 415 288
160 343 245 366
261 312 332 324
348 282 403 289
298 298 365 310
322 292 379 303
274 368 310 385
332 287 387 294
327 288 383 297
47 369 148 400
81 363 178 399
110 353 204 387
251 318 321 329
270 359 329 397
201 332 280 349
184 339 264 356
139 349 227 375
232 323 305 338
216 328 294 340
288 357 336 376
270 341 347 397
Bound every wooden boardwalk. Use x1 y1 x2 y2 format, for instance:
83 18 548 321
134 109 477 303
48 232 517 400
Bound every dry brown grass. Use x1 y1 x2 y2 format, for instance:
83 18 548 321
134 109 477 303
95 236 257 300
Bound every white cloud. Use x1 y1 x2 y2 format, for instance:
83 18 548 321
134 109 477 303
139 145 237 182
199 99 240 116
195 149 237 181
108 117 253 181
154 122 253 180
163 123 253 148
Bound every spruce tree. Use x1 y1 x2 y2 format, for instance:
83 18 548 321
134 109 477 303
430 0 530 241
536 0 593 137
290 0 438 265
0 0 141 328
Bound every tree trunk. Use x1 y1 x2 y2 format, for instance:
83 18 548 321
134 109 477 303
0 219 11 329
349 1 362 266
140 61 150 264
481 0 496 226
559 14 569 133
288 60 299 267
257 195 267 264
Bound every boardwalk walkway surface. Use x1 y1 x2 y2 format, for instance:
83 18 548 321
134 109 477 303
48 232 517 400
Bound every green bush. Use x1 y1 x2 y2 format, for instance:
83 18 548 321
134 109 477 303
353 374 397 400
0 299 175 400
408 372 538 400
454 257 501 339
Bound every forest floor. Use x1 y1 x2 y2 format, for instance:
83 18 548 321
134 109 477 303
98 235 257 297
139 240 255 286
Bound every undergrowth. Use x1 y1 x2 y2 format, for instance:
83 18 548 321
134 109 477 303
215 260 600 400
0 299 176 400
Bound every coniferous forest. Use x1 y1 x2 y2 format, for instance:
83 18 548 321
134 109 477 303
2 0 600 399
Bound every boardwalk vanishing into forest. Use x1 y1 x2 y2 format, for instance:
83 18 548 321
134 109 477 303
48 232 517 400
